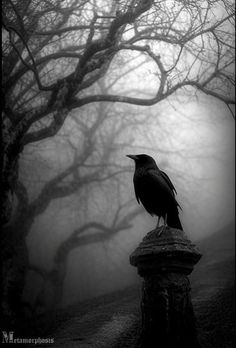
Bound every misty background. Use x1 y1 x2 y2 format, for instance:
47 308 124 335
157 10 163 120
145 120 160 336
23 93 235 307
2 0 235 318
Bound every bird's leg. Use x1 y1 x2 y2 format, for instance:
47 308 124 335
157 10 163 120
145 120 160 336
156 216 160 229
158 214 167 236
164 213 167 228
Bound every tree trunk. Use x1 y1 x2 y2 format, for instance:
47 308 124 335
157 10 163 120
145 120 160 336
1 240 28 320
1 121 35 324
1 151 19 225
1 216 34 326
1 122 21 225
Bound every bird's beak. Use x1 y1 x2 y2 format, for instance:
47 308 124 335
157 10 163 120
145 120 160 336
126 154 138 161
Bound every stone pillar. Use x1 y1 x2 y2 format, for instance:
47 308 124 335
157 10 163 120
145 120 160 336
130 226 202 348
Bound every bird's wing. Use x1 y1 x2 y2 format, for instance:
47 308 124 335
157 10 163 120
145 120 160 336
133 168 180 216
160 170 177 195
160 170 182 210
147 169 175 198
148 168 182 209
134 184 140 204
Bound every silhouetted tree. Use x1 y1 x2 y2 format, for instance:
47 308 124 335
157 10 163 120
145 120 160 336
2 0 235 320
21 96 146 311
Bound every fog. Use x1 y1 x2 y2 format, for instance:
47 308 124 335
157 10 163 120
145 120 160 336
3 0 233 315
23 93 234 308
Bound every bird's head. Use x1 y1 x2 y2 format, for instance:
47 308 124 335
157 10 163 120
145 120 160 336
126 154 158 170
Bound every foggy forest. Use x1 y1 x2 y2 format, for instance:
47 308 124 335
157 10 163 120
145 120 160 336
2 0 235 347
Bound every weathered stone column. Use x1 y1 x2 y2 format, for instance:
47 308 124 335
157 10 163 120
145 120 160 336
130 226 202 348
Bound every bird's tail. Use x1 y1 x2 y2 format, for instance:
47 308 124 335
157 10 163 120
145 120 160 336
167 208 183 230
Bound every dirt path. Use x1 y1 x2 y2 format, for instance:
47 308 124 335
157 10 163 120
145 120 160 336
38 288 140 348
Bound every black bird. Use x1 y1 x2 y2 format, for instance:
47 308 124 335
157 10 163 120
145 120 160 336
127 154 183 233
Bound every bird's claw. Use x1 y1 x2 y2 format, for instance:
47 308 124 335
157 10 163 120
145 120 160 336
158 224 166 237
158 214 167 236
156 217 160 229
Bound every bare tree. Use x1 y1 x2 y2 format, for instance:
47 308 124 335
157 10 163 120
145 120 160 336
2 94 146 317
2 0 235 320
23 100 145 311
2 0 235 223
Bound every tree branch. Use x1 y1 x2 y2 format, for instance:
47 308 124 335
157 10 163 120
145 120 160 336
3 23 54 92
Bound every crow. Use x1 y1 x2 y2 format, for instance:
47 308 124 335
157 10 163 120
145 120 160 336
126 154 183 233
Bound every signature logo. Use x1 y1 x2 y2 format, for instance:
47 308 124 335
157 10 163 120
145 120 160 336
2 331 14 344
2 331 54 344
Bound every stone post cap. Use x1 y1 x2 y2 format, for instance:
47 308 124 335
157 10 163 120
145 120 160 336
130 227 202 276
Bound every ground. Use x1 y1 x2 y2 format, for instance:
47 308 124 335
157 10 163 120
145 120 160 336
13 223 236 347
